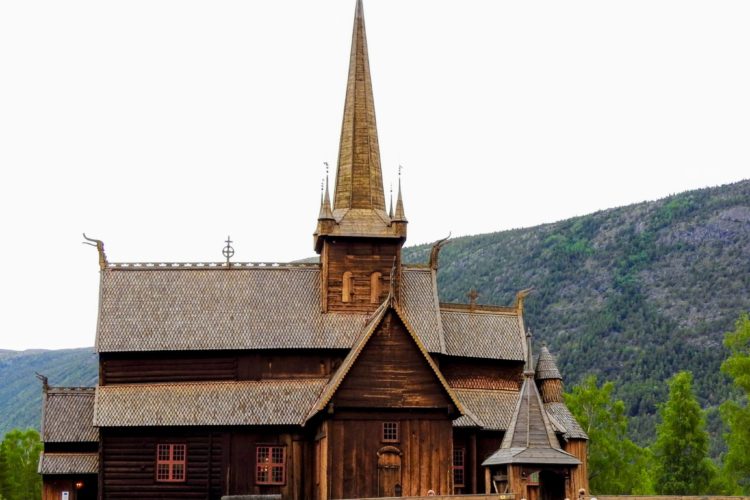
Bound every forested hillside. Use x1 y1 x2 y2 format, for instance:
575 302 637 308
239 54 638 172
405 179 750 449
0 348 97 437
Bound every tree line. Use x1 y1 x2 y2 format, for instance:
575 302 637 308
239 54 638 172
566 312 750 494
0 429 41 500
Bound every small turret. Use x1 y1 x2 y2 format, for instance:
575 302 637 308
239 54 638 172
536 344 564 403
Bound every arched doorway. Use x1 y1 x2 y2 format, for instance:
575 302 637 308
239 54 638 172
377 446 402 497
539 470 566 500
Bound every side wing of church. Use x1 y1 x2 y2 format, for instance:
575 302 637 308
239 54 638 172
40 1 588 499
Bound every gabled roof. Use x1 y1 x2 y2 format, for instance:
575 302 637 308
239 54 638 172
38 452 98 475
305 299 464 422
42 387 98 443
94 379 327 427
96 265 525 358
483 447 581 466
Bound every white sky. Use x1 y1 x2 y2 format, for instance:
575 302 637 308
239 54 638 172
1 1 748 350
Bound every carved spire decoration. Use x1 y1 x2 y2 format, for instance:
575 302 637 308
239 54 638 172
82 233 108 270
318 162 334 221
429 233 451 271
393 165 407 222
388 183 394 219
333 0 386 212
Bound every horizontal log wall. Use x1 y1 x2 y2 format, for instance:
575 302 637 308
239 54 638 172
100 350 345 385
101 428 224 499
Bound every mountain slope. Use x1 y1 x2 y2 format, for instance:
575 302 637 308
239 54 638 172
405 179 750 447
0 348 98 437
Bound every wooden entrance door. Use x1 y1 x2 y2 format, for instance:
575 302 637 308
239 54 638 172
377 446 402 497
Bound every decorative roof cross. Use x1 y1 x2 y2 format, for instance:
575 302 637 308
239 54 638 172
467 289 479 310
222 235 235 266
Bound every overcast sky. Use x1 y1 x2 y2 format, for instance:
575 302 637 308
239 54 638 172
1 1 748 350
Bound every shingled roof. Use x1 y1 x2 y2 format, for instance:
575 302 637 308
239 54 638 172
94 379 327 427
535 345 562 380
452 389 519 430
441 306 525 361
38 452 98 475
42 387 98 443
96 265 523 358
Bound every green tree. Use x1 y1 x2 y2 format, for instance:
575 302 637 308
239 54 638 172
565 375 652 494
721 312 750 493
0 429 42 500
652 371 715 494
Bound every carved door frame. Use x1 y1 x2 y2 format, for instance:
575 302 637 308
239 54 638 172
377 445 403 497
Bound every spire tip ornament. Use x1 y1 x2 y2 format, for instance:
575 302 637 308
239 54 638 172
222 236 235 266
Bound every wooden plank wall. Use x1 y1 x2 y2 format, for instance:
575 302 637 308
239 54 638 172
101 428 224 500
323 239 400 313
564 439 589 497
333 311 453 410
42 476 97 500
100 351 344 385
327 416 453 499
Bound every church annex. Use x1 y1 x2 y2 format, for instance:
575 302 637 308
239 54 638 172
39 1 588 499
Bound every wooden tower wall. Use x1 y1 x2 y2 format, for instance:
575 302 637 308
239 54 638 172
320 238 401 313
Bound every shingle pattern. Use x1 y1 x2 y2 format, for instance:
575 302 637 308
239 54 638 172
482 447 581 466
96 267 453 354
535 346 562 380
545 402 588 439
401 268 445 353
94 379 327 427
42 388 98 443
96 267 366 352
452 389 519 430
38 452 98 474
441 309 525 360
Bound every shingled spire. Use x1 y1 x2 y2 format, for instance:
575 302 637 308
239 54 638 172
314 0 406 252
334 0 385 212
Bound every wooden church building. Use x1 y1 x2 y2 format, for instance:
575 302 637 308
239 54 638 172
40 1 588 499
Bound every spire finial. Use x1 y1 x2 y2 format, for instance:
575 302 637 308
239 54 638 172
318 162 334 221
389 183 394 218
525 328 535 376
394 164 407 221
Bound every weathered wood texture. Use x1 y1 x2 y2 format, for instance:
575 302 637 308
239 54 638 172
42 476 97 500
327 416 453 499
441 360 523 391
538 379 564 403
101 428 224 499
564 439 589 497
333 311 452 410
100 351 344 385
322 240 400 313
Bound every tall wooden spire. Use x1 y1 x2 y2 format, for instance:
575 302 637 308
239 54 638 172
334 0 385 212
314 0 406 313
314 0 406 253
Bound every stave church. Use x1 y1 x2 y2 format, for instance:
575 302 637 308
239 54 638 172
38 1 588 499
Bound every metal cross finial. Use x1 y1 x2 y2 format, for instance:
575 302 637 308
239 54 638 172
324 161 329 177
222 235 235 266
398 164 403 178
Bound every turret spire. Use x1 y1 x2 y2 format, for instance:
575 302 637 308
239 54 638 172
333 0 385 212
394 165 407 221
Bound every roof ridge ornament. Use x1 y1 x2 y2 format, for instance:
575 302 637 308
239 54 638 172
222 236 235 267
515 287 534 313
429 233 451 270
82 233 107 270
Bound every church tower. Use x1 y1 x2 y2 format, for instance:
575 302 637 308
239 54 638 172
314 0 407 313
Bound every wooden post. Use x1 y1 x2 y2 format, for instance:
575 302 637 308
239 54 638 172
470 432 477 494
484 467 491 494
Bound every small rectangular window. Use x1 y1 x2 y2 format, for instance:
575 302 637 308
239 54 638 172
256 445 286 485
382 422 399 442
156 444 187 482
453 448 465 488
